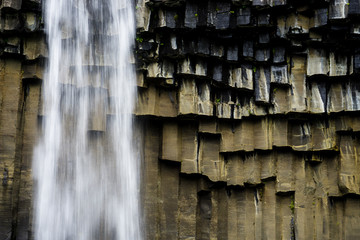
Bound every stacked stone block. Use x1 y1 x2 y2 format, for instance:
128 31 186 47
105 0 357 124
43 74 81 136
0 0 43 239
135 0 360 239
1 0 360 239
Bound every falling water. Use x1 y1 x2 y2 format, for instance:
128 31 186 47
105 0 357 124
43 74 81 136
33 0 141 239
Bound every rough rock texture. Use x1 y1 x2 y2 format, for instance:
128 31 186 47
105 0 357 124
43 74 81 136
0 1 42 239
135 0 360 239
1 0 360 239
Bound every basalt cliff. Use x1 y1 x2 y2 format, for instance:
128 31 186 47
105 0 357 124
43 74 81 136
1 0 360 239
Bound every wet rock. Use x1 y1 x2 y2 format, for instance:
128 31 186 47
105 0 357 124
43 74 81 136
253 0 270 6
271 88 291 114
273 0 287 6
290 122 311 151
237 7 251 25
348 0 360 15
184 0 197 28
147 60 174 78
5 1 360 238
254 66 271 103
344 81 360 111
179 79 197 114
136 0 151 31
311 120 336 150
158 9 177 28
199 135 225 182
206 0 217 27
215 90 233 119
22 62 44 80
23 12 40 32
259 32 270 44
212 63 223 82
339 135 360 194
178 57 207 76
226 44 238 61
180 122 199 173
3 37 20 54
353 52 360 73
1 13 20 31
254 118 272 150
136 85 178 117
311 8 328 28
210 43 224 58
258 13 271 25
161 122 180 162
23 35 47 60
273 46 286 63
351 23 360 34
197 83 213 116
327 83 345 112
329 53 348 76
286 13 310 34
276 152 295 192
197 36 210 55
276 15 287 38
1 0 22 10
243 40 254 58
307 48 329 76
308 82 327 113
329 0 348 19
226 153 245 186
215 2 231 29
255 48 270 61
289 55 307 112
271 65 289 84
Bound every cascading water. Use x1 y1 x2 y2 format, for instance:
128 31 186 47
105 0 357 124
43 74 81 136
33 0 141 239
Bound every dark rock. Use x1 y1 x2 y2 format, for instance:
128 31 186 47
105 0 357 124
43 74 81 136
273 0 287 6
237 7 251 25
197 1 208 26
207 0 217 27
353 52 360 73
271 65 289 84
259 32 270 44
254 66 271 103
313 8 328 27
185 0 197 28
241 64 254 90
329 0 348 19
226 45 238 61
210 43 224 58
253 0 269 6
197 37 210 55
182 37 196 55
243 40 254 58
258 13 271 25
1 0 22 10
165 10 178 28
213 64 223 82
273 46 286 63
1 13 21 31
349 0 360 15
255 48 271 61
215 2 231 29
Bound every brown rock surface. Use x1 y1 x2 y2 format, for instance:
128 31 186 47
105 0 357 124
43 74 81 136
1 0 360 239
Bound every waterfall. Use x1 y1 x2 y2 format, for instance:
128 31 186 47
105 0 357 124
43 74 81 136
33 0 141 239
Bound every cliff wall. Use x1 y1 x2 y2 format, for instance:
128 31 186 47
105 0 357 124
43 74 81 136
0 0 360 239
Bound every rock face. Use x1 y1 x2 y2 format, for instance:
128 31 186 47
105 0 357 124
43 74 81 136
1 0 360 239
135 0 360 239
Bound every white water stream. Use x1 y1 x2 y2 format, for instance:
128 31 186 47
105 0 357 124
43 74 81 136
33 0 141 239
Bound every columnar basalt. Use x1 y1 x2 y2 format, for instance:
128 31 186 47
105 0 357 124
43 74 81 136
135 0 360 239
1 0 360 239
